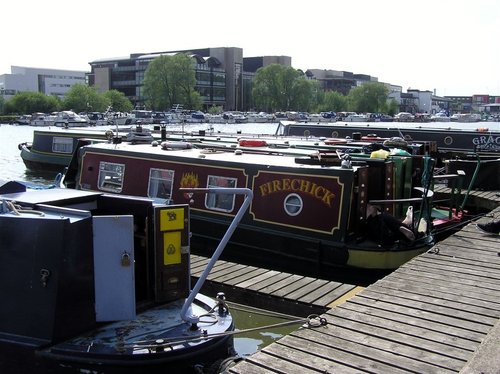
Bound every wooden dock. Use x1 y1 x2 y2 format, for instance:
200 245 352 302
189 201 500 373
190 255 363 317
222 207 500 373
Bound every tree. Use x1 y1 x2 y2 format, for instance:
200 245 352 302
63 84 109 113
347 82 389 113
316 91 348 113
386 99 399 116
103 90 134 112
252 64 317 112
142 53 202 110
3 92 61 115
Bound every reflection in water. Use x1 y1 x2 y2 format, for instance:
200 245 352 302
228 302 302 357
23 169 61 185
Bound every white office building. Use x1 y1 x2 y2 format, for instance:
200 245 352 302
0 66 87 100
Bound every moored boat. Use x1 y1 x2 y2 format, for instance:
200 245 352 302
276 120 500 154
60 136 471 277
0 181 237 373
53 110 90 127
18 127 118 172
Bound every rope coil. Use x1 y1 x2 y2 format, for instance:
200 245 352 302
1 200 45 216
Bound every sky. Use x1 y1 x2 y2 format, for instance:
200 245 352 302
3 0 499 97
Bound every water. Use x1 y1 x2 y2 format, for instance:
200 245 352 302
0 123 281 184
0 122 298 358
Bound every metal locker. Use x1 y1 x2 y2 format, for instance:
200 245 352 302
93 215 135 321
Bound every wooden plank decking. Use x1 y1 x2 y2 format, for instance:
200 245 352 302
224 207 500 373
190 255 363 316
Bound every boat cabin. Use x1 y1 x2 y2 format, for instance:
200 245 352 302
0 182 237 372
63 139 440 275
0 185 190 343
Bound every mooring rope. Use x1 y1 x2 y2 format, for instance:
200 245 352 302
126 314 328 350
1 200 45 216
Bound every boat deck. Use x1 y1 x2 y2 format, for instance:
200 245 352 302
192 204 500 373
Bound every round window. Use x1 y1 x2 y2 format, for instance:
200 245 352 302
284 193 303 216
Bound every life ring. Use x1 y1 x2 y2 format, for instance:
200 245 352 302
324 138 348 145
238 139 267 147
444 136 453 145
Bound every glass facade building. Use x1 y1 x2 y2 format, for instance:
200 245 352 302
89 47 291 111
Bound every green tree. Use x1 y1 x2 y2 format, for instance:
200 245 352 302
63 84 109 113
208 105 223 114
316 91 348 113
347 82 388 113
386 98 399 116
103 90 134 112
3 92 61 115
252 64 317 112
142 53 202 110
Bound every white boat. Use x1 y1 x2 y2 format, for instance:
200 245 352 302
344 113 370 122
53 111 90 127
86 112 109 126
430 111 451 122
15 114 32 126
394 112 415 122
105 111 133 126
246 112 275 123
29 112 56 126
130 109 154 125
455 113 482 123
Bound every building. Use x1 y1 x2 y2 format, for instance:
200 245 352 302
89 47 293 112
394 89 453 115
304 69 379 96
0 66 87 101
3 47 496 115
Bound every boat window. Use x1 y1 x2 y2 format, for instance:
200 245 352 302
284 193 303 216
97 162 125 193
52 137 73 153
148 168 174 203
205 175 237 212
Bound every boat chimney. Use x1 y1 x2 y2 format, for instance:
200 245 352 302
160 121 167 141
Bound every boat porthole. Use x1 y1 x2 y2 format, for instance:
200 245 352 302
284 193 303 216
304 130 310 137
444 136 453 145
331 131 339 138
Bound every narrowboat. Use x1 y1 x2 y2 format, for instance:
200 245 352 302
18 124 159 172
276 120 500 154
19 127 117 172
0 181 238 373
60 136 466 280
18 122 434 173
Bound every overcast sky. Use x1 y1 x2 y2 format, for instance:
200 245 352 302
3 0 499 96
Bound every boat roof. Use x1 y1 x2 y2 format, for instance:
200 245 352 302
0 187 102 206
279 120 500 133
83 141 359 171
